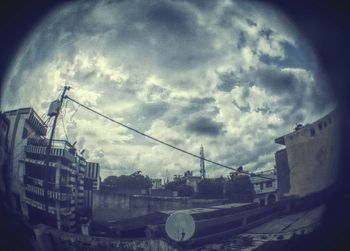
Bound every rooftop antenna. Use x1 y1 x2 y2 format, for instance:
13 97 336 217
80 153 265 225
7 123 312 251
200 145 206 179
43 85 70 230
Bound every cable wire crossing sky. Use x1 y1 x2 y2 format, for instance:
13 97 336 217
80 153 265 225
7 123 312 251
1 0 336 179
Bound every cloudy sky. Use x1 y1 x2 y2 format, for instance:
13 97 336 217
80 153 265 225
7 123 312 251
1 0 336 180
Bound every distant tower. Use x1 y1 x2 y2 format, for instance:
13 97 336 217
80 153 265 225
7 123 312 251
200 145 206 179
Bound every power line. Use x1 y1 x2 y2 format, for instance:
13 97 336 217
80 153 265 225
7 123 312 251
60 115 69 142
65 95 274 181
60 99 70 142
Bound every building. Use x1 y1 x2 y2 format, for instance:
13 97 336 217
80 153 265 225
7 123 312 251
275 109 340 198
4 107 100 232
84 161 100 218
250 171 277 206
4 108 47 216
150 178 162 189
23 138 79 231
178 170 202 193
0 112 10 195
185 176 202 193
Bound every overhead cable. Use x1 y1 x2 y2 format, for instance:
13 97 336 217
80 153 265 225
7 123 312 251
65 95 273 181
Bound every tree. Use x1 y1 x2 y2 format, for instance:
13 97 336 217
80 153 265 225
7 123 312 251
224 175 255 202
164 179 185 191
101 172 152 190
177 184 194 197
196 178 224 199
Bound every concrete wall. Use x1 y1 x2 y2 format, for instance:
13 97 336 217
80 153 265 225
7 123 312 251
6 111 31 215
276 110 340 197
93 191 225 223
34 224 178 251
275 149 290 198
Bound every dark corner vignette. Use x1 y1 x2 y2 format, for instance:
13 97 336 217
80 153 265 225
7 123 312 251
1 0 350 251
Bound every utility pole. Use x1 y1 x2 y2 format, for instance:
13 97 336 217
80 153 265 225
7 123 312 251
43 85 70 229
200 145 206 179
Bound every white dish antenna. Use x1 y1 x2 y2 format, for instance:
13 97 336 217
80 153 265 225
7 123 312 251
165 212 195 242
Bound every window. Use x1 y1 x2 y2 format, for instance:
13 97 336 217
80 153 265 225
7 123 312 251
318 123 323 130
266 181 273 188
260 183 263 190
310 128 315 136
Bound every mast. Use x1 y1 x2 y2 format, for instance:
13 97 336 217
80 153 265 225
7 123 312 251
200 145 206 179
43 85 70 229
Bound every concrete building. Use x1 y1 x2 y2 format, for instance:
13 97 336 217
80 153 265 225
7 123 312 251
4 108 47 216
275 109 340 198
0 112 10 195
250 172 277 206
4 107 100 232
84 161 100 218
150 178 162 189
179 170 202 193
23 138 79 231
185 176 202 193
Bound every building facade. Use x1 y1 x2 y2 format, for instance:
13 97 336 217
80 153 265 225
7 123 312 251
24 138 79 231
0 112 10 196
250 172 277 206
84 161 100 218
4 108 47 216
4 108 100 232
275 109 340 198
150 178 162 189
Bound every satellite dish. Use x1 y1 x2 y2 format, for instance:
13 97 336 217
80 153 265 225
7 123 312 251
165 212 195 242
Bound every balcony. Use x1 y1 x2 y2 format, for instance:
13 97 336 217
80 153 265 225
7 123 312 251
24 143 76 163
47 182 72 193
23 158 73 173
25 183 72 201
24 175 44 187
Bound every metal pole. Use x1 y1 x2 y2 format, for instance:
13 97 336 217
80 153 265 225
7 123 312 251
43 86 70 228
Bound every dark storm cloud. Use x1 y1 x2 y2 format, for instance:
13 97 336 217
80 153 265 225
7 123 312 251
146 1 195 36
190 97 215 105
255 67 298 94
246 19 257 27
217 71 240 92
237 30 247 49
85 0 218 72
184 0 220 11
259 28 274 40
186 116 224 136
139 102 169 119
180 97 217 115
259 42 314 71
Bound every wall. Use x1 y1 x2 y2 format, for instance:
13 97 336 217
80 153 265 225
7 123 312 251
93 191 225 223
275 149 290 198
34 224 178 251
5 110 30 215
275 110 340 197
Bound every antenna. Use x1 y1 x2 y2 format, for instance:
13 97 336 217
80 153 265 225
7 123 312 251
200 145 206 179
